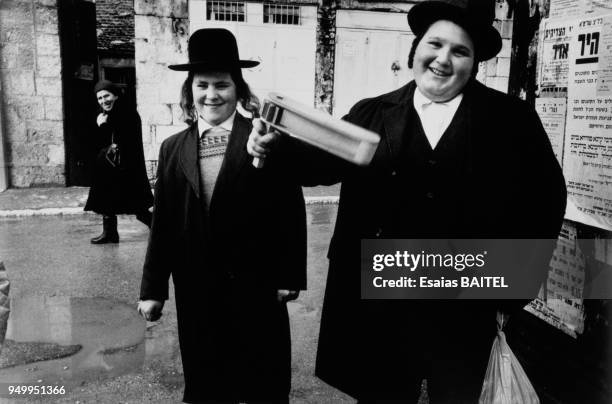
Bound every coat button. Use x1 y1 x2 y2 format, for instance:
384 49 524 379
426 191 434 199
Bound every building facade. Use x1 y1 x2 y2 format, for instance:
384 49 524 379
0 0 65 188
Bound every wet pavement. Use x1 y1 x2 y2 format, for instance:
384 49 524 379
0 204 353 403
0 185 340 216
1 297 147 385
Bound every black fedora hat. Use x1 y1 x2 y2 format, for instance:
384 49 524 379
168 28 259 71
408 0 502 61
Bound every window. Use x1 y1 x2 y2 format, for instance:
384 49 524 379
102 67 135 87
207 1 246 22
264 3 300 25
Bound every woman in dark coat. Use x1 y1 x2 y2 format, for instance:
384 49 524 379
84 80 153 243
137 29 306 404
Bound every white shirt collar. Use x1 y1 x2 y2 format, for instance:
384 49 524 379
198 111 236 138
412 87 464 149
413 87 463 112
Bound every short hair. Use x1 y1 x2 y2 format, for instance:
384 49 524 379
179 70 260 124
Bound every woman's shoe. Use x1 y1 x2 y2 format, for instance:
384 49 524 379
91 215 119 244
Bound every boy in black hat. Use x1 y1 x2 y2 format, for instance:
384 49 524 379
138 29 306 404
248 0 566 401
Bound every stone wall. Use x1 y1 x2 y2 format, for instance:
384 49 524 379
478 0 514 92
0 0 65 187
134 0 189 177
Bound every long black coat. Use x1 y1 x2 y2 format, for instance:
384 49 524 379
139 115 306 403
84 100 153 215
295 80 567 399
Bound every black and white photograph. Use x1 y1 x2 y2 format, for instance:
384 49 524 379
0 0 610 403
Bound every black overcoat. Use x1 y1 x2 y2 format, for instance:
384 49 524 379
295 80 567 399
84 100 153 215
139 114 306 403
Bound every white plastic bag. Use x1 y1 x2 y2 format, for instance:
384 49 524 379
479 312 540 404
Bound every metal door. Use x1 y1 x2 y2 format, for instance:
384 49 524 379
333 10 414 117
194 2 317 107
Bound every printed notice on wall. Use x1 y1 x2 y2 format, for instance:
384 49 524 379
596 15 612 96
540 19 574 88
536 98 567 165
587 1 612 17
550 0 588 20
526 222 585 338
550 0 612 20
565 16 612 231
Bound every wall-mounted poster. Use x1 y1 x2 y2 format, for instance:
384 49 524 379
596 15 612 96
526 222 585 338
536 98 568 165
550 0 612 20
540 19 575 89
564 15 612 231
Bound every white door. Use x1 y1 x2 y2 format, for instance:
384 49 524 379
239 24 316 106
190 1 317 107
333 10 415 117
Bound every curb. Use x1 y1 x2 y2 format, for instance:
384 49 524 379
0 196 340 218
0 207 92 218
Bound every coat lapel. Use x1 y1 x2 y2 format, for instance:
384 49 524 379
179 124 201 199
380 83 416 167
210 114 251 205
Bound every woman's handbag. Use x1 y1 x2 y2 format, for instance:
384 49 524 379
479 312 540 404
104 132 120 168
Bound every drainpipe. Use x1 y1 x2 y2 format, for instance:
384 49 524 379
0 81 8 192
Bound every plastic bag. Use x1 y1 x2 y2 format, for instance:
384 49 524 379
479 312 540 404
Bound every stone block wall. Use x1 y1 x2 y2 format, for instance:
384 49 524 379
134 0 189 177
478 0 514 93
0 0 65 187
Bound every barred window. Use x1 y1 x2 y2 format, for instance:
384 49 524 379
206 1 246 22
263 3 300 25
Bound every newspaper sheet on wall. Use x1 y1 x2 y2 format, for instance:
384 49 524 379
550 0 612 20
536 98 567 165
526 222 585 338
540 19 574 89
564 15 612 231
596 15 612 96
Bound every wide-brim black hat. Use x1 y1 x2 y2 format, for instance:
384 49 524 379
408 0 502 61
168 28 259 71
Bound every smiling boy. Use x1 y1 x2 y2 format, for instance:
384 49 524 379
248 0 566 401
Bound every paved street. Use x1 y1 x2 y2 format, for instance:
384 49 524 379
0 203 353 403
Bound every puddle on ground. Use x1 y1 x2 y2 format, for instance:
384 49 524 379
0 296 177 387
